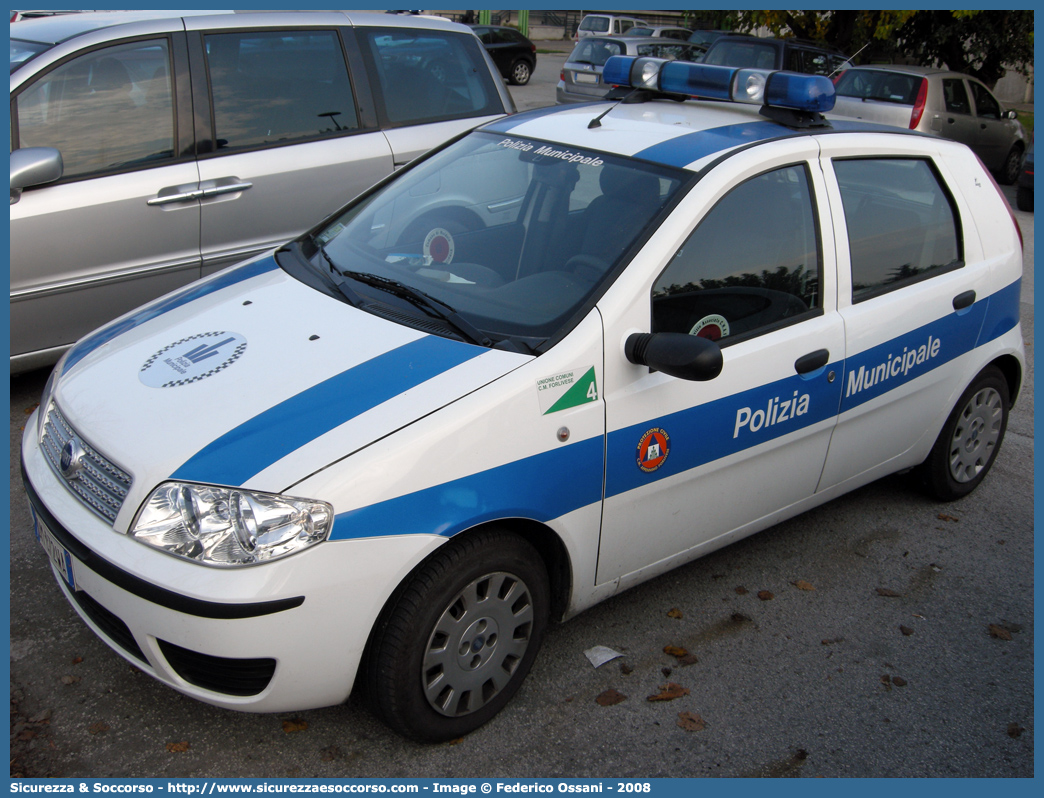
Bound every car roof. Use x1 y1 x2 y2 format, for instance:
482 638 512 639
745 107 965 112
482 96 907 173
840 64 963 79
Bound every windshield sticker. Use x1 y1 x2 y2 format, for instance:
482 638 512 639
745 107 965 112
690 314 730 341
423 228 456 264
139 332 247 389
497 138 604 167
538 366 598 414
637 428 670 473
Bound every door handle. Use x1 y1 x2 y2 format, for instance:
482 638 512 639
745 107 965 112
953 290 976 311
147 188 204 206
795 349 829 374
200 181 253 198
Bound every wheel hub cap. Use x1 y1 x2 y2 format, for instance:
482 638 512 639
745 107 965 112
948 387 1003 483
422 571 533 717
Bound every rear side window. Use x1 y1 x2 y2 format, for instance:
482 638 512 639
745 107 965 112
652 165 821 344
943 79 971 114
362 28 502 126
580 17 609 33
834 158 961 302
204 30 358 151
15 39 175 179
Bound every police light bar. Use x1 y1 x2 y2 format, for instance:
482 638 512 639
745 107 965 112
601 55 836 114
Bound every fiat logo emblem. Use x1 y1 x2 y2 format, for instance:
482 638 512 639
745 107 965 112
60 439 86 481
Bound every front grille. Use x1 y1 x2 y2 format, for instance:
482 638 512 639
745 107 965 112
158 640 276 697
72 590 147 663
41 403 131 523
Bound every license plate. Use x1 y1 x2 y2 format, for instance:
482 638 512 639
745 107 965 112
574 72 599 85
32 508 75 590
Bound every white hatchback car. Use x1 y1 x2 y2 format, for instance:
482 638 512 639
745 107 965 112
22 56 1025 743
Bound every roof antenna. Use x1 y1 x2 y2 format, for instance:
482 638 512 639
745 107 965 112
829 41 870 78
588 87 651 128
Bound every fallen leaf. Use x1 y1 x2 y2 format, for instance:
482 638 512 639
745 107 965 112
821 637 844 645
71 657 83 665
875 588 901 597
661 666 673 677
678 653 699 666
667 608 683 619
619 663 633 675
17 730 36 741
899 625 914 636
166 741 190 753
24 403 39 415
647 682 690 702
320 746 341 761
1007 723 1025 739
282 718 309 733
448 738 464 746
595 689 627 706
88 722 109 735
663 645 689 658
60 675 80 685
757 590 774 601
892 677 908 687
792 580 815 591
735 586 748 595
880 675 892 691
677 711 706 732
988 624 1013 641
937 513 959 522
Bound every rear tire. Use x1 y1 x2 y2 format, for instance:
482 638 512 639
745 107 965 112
1000 145 1023 186
365 528 550 742
509 59 532 86
921 366 1009 501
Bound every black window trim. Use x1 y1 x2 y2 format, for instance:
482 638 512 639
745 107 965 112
192 24 375 160
831 154 965 304
11 32 191 185
649 160 826 350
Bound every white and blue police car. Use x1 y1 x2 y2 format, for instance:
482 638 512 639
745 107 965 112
22 56 1025 742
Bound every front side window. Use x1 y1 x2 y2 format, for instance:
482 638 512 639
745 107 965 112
205 30 357 151
580 17 610 34
652 165 821 344
15 39 174 179
969 81 1001 119
301 132 686 348
363 29 502 126
834 158 961 302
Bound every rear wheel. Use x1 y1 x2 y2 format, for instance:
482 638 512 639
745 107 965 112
366 528 550 742
921 366 1009 501
509 59 532 86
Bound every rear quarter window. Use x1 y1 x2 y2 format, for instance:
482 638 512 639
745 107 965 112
833 158 962 302
362 28 503 127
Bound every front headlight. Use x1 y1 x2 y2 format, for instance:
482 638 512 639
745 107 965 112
131 482 333 567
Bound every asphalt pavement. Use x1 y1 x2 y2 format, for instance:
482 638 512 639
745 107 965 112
8 54 1035 778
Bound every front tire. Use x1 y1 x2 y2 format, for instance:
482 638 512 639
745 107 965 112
1000 145 1023 186
366 529 550 742
1017 183 1033 212
921 366 1009 501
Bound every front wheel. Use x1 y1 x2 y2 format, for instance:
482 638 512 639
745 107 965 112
1000 145 1023 186
921 366 1009 501
365 529 550 742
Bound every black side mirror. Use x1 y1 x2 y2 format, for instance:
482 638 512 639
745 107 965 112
625 332 723 381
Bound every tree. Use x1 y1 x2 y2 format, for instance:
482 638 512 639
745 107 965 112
731 10 1033 87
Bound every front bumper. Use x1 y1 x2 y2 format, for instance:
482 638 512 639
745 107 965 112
20 415 444 713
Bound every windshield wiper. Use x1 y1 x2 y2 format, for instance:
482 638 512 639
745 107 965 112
311 237 367 308
342 270 493 348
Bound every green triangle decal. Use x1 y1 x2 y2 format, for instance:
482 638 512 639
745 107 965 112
544 367 598 414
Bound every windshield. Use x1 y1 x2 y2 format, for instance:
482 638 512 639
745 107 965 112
835 70 922 104
303 131 687 349
10 39 49 72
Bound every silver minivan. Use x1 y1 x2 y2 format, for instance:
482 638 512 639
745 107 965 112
9 10 513 373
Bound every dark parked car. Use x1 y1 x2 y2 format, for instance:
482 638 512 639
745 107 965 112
702 34 850 77
687 29 736 48
1017 143 1033 211
470 24 536 85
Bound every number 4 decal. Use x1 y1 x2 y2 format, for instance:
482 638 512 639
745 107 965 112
537 366 599 414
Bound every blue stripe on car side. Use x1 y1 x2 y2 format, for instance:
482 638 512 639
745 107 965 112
975 278 1021 348
330 435 605 541
633 121 795 168
62 257 280 376
172 336 484 487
